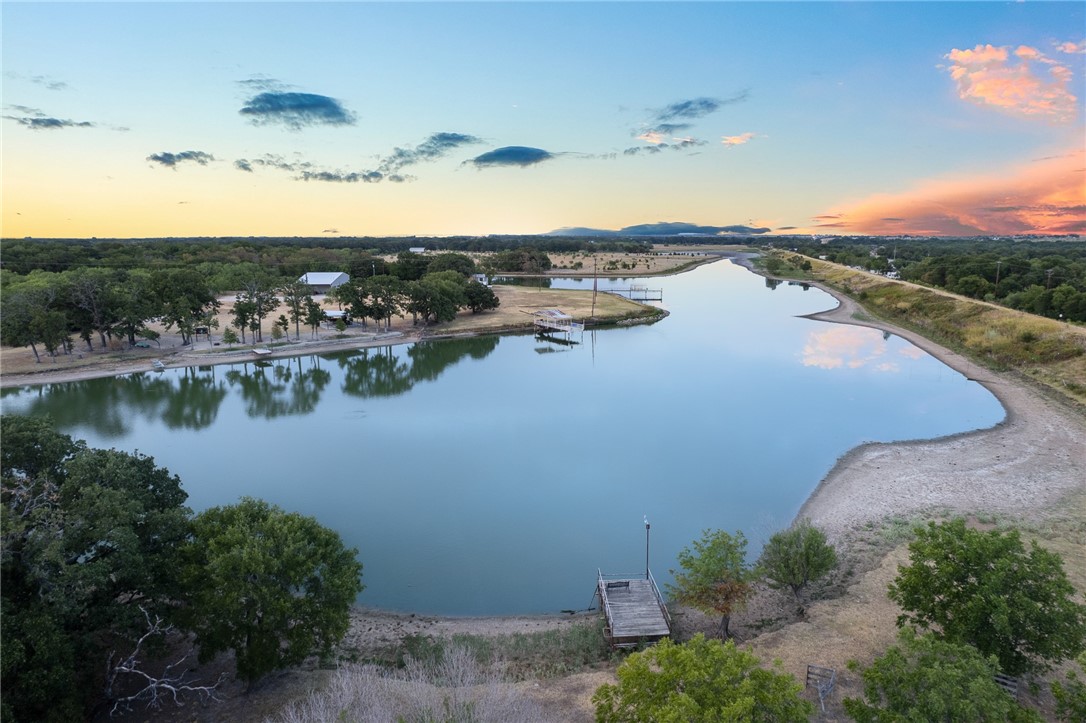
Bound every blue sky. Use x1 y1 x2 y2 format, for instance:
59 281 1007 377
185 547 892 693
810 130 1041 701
3 2 1083 238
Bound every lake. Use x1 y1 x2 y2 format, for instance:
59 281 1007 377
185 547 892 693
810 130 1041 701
1 260 1005 615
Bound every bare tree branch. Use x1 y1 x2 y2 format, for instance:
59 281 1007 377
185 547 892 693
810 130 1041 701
106 606 222 716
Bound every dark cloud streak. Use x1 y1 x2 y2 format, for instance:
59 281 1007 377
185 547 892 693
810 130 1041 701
147 150 215 168
239 91 356 129
4 105 95 130
468 146 556 168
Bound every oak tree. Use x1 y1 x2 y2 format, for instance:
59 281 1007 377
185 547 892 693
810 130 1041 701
888 519 1086 675
757 518 837 600
593 634 812 722
182 498 364 686
844 629 1041 722
667 529 751 639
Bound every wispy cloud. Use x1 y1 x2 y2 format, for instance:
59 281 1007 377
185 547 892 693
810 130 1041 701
943 43 1078 122
821 147 1086 235
234 131 479 184
628 91 749 154
377 132 483 174
3 105 94 130
623 138 705 156
147 150 215 168
4 72 68 90
1055 39 1085 54
299 170 382 183
467 146 556 168
239 90 357 130
654 93 748 123
721 132 758 147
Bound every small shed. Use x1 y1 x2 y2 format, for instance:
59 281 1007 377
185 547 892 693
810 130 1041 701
299 272 349 294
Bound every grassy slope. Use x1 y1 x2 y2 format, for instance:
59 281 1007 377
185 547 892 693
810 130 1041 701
795 255 1086 410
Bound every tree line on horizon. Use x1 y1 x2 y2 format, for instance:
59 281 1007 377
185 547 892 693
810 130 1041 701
0 236 644 276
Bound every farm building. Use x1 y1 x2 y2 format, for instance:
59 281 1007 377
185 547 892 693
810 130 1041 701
299 272 349 294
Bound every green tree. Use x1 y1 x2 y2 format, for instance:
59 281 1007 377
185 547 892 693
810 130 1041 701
182 498 364 687
230 296 257 344
304 298 325 338
426 252 476 277
464 280 500 313
407 271 468 325
888 519 1086 675
757 519 837 600
844 629 1041 722
279 279 312 340
32 308 70 362
239 280 280 343
65 267 119 350
112 269 160 346
1 417 192 720
152 268 219 345
592 634 812 722
1052 652 1086 722
221 327 239 347
365 275 405 331
392 250 431 281
667 529 752 639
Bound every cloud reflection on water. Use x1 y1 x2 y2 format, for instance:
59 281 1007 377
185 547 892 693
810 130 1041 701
801 325 910 372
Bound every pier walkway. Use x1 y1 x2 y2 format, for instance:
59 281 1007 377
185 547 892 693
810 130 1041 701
597 570 672 648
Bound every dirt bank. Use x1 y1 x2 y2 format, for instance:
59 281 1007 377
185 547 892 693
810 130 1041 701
796 287 1085 542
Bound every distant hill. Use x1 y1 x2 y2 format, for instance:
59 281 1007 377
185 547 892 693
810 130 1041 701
547 222 771 237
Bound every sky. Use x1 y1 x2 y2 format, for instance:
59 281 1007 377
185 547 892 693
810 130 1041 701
2 1 1084 239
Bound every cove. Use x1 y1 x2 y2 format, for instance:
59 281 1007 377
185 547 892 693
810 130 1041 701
0 260 1005 615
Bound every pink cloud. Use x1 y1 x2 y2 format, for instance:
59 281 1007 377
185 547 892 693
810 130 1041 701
821 147 1086 236
944 43 1077 122
636 131 667 145
721 132 757 147
802 326 896 371
1056 40 1086 55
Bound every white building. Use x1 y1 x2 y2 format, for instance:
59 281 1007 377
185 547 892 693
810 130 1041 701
298 272 349 294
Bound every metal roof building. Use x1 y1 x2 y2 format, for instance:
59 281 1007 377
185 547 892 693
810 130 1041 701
298 272 349 294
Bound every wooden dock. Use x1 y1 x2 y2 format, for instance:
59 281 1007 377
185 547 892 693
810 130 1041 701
608 285 663 302
597 570 672 648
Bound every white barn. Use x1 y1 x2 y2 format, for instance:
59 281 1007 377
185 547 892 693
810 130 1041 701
299 272 349 294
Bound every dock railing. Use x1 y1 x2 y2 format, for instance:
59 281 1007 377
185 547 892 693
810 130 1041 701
597 569 672 632
647 568 672 628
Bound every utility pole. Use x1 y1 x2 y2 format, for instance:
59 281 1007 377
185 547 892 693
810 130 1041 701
994 260 1002 287
591 256 598 318
644 515 650 580
1046 268 1055 289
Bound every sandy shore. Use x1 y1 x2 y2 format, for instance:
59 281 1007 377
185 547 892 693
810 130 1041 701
796 288 1085 541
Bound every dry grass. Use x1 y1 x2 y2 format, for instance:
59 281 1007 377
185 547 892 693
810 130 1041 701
802 256 1086 408
268 645 550 723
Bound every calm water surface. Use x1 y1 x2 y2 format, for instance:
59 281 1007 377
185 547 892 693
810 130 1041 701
1 261 1004 614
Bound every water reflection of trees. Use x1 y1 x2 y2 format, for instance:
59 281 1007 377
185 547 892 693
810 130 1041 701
5 336 500 432
223 357 331 419
3 366 227 437
339 335 500 397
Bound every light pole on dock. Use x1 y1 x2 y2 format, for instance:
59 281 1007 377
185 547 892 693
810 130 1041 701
644 515 650 580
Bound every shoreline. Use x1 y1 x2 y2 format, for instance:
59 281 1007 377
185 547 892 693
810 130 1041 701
4 260 1082 632
793 282 1084 542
